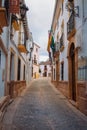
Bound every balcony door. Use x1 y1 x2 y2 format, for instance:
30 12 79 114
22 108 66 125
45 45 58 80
69 43 76 101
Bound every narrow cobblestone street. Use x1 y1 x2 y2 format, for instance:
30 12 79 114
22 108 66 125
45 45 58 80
1 78 87 130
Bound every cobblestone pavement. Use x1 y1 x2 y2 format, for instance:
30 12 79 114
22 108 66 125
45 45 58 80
1 78 87 130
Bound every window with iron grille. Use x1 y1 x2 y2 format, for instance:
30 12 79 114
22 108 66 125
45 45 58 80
4 0 9 18
23 65 25 80
54 68 56 80
34 55 37 64
61 62 64 80
36 48 38 52
60 33 64 49
67 12 75 35
17 58 21 80
78 66 87 81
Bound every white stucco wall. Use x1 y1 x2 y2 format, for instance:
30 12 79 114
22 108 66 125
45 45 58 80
1 27 9 48
0 49 6 97
33 64 39 75
75 0 87 58
54 0 69 81
32 43 40 65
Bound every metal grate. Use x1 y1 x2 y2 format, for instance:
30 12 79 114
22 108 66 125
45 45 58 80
78 66 87 81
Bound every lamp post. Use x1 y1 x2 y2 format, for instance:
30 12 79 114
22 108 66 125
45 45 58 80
20 4 29 20
12 3 29 21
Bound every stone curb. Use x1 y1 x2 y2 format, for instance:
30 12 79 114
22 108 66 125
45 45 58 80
0 96 10 122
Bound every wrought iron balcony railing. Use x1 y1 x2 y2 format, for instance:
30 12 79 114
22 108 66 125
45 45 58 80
18 32 27 53
60 33 64 52
67 13 76 39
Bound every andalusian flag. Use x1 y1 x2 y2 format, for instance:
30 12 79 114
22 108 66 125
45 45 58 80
50 35 55 52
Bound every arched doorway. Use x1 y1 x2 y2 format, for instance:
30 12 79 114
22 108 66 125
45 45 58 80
69 43 76 101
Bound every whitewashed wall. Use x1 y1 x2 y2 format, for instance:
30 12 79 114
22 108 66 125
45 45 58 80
0 49 6 97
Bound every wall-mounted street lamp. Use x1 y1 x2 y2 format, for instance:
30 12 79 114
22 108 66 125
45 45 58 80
66 0 79 17
12 3 29 22
20 3 29 19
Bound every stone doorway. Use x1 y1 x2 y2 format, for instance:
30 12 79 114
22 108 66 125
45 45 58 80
69 43 76 101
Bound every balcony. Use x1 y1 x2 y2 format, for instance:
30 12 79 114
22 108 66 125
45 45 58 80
60 34 64 52
54 42 60 56
18 31 27 53
67 13 76 40
0 8 8 27
12 14 19 31
18 43 27 53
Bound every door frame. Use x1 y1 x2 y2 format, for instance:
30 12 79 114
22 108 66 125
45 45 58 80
67 42 78 102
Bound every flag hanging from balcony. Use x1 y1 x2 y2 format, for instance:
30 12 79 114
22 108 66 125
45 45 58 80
47 32 50 52
47 31 52 52
9 0 20 14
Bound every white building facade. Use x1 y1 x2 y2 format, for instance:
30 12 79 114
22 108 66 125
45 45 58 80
49 0 87 115
0 0 34 99
39 61 51 77
0 0 9 98
32 43 40 79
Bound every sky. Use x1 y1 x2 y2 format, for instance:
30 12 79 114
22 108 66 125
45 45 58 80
25 0 55 62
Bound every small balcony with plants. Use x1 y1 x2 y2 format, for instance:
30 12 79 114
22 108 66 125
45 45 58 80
18 32 27 53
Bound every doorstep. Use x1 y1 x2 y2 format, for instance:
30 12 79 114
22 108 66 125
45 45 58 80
69 99 78 107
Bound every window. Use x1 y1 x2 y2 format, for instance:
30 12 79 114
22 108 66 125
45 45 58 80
0 1 2 7
23 65 25 80
4 0 9 18
61 62 64 80
17 58 21 80
61 2 64 15
10 52 14 80
36 48 38 52
44 65 47 71
54 68 56 80
34 55 37 64
0 50 1 67
32 67 33 77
